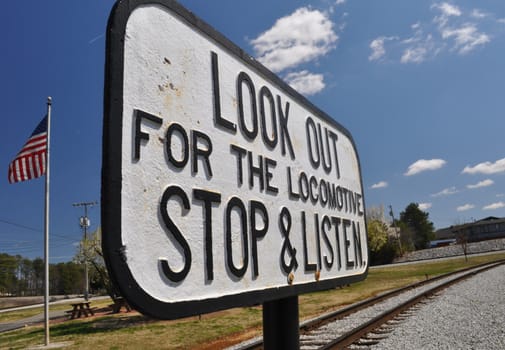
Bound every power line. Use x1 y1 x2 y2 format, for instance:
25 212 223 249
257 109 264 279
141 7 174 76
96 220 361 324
0 217 97 240
0 214 97 259
1 240 79 254
0 218 41 232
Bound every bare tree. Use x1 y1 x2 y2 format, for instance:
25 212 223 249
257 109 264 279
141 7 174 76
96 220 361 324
74 227 119 299
366 204 386 222
453 225 469 262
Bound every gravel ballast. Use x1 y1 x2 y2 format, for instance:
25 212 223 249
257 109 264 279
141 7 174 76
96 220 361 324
371 264 505 349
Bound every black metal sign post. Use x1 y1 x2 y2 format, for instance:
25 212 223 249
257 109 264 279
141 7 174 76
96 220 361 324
263 296 300 349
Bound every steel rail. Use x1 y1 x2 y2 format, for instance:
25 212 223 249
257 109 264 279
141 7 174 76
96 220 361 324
321 260 505 349
300 258 505 333
235 259 505 350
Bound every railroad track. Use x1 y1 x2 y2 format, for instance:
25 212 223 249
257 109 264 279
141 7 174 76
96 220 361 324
231 259 505 350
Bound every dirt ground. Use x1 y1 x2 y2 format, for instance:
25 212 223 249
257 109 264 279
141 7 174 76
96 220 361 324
26 307 255 350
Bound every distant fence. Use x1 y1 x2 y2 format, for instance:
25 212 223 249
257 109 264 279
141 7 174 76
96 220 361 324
393 238 505 263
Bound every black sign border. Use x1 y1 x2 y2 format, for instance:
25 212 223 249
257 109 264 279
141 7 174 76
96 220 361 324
103 0 368 320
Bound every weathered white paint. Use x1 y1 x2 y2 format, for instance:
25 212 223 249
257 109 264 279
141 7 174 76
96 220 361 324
120 5 367 303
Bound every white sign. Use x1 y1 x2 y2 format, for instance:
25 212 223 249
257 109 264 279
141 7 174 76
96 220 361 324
103 0 368 319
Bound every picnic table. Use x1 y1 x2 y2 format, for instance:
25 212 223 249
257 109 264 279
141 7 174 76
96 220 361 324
66 301 95 319
110 297 132 313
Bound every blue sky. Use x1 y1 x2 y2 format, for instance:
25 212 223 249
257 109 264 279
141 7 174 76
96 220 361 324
2 0 504 263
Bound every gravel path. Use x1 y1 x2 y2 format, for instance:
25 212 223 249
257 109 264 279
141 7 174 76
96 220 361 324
370 264 505 350
228 264 504 350
298 267 488 349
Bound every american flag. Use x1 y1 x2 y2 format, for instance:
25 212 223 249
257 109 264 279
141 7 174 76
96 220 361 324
8 116 48 183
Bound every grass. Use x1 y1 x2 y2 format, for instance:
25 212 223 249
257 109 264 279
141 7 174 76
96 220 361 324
1 252 504 349
0 299 112 323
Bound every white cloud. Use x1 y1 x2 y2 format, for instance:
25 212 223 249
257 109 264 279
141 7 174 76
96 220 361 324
370 181 388 189
369 38 386 61
401 45 430 63
432 3 490 55
431 186 458 197
442 25 490 54
498 18 505 24
284 70 325 95
419 202 432 211
483 202 505 210
435 2 462 17
457 204 475 212
369 36 397 61
250 7 338 73
400 27 439 64
470 9 488 19
432 2 462 28
462 158 505 175
372 2 494 64
411 22 421 30
466 179 494 189
329 2 348 16
404 159 446 176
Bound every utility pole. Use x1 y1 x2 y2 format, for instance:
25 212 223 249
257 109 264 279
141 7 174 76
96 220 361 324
389 205 403 256
73 201 97 300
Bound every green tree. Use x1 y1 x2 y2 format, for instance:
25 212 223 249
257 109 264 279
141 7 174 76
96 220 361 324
399 203 435 250
0 253 88 296
367 219 397 265
367 219 389 253
18 258 34 295
60 262 84 295
32 257 44 295
395 221 415 253
0 253 18 295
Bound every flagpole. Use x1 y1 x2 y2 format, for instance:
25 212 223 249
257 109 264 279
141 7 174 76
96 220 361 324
44 96 52 346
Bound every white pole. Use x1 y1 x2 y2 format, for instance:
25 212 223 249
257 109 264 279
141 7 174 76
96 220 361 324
44 96 52 346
